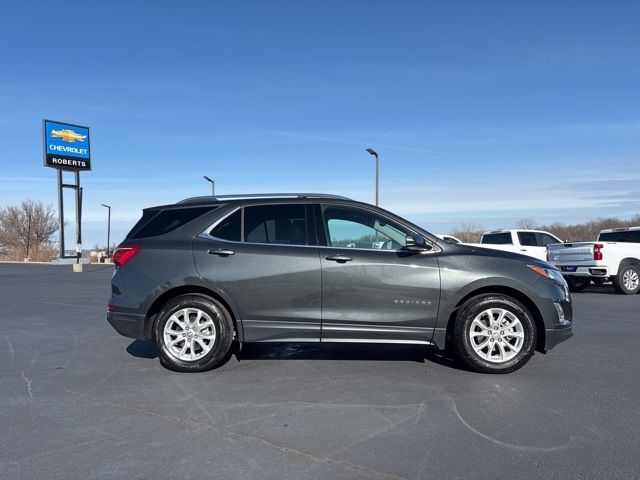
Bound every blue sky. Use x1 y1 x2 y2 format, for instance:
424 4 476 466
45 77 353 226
1 1 639 248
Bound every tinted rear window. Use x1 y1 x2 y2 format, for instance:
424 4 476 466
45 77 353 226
482 232 512 245
598 230 640 243
244 204 308 245
209 210 241 241
125 210 159 240
517 232 537 246
128 207 215 240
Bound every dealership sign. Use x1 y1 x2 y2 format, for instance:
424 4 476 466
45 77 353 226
43 120 91 171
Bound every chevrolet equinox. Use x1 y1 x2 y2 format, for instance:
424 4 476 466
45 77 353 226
107 193 573 373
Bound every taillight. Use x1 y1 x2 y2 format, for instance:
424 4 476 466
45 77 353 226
113 246 141 267
593 243 603 261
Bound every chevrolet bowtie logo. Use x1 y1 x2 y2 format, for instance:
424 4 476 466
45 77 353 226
51 129 86 143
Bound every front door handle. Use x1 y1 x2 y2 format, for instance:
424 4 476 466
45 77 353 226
208 248 235 256
325 254 353 263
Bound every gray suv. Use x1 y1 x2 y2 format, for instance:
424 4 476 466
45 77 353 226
107 193 572 373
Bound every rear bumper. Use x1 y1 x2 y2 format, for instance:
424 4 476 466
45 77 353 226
544 324 573 350
557 265 610 278
107 311 148 340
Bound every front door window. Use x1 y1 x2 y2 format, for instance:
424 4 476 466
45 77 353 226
322 205 407 250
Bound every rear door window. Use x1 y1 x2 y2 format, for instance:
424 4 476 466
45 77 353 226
128 207 215 239
481 232 512 244
209 210 241 241
517 232 537 246
244 204 308 245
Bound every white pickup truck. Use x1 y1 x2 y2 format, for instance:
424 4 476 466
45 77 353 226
547 227 640 294
468 229 562 262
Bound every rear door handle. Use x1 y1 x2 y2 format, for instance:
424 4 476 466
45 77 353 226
208 248 235 256
325 254 353 263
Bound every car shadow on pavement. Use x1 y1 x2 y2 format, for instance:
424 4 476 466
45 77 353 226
126 339 158 359
232 343 473 371
234 343 428 362
125 340 473 371
579 284 620 295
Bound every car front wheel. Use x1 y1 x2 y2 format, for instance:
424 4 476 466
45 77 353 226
153 294 234 372
454 294 537 374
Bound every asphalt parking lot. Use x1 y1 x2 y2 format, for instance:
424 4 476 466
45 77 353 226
0 264 638 479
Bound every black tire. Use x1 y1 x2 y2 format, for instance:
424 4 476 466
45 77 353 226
612 262 640 295
153 294 235 372
453 294 537 374
566 276 590 293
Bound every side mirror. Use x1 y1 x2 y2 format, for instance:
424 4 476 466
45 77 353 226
405 234 431 251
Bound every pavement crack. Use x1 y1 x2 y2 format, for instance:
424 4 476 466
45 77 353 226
4 336 14 363
65 388 406 480
20 371 34 411
449 397 575 452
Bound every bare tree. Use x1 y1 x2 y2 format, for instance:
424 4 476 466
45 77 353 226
0 200 58 261
540 216 640 243
452 222 485 243
451 214 640 244
516 218 538 229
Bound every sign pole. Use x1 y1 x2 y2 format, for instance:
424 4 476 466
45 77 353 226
76 178 82 263
57 169 65 258
76 172 82 264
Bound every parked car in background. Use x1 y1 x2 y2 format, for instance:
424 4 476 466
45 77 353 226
467 229 563 262
435 234 463 244
107 193 572 374
548 226 640 294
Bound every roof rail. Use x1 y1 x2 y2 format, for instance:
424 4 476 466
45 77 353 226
178 193 352 204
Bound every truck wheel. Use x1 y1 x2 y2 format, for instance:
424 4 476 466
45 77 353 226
153 294 235 372
567 276 590 293
453 294 537 374
613 263 640 295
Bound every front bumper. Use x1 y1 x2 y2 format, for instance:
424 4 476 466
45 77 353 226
107 311 148 340
545 324 573 350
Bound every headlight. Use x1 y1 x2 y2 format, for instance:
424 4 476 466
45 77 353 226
527 264 567 285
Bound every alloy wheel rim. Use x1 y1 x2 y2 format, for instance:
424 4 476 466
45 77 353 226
163 308 217 362
469 308 525 363
622 269 639 291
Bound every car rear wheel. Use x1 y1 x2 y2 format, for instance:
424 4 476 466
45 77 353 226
153 294 234 372
613 263 640 295
454 294 537 374
566 276 590 292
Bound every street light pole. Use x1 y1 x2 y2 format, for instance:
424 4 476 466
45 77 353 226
366 148 379 206
203 176 215 196
101 204 111 258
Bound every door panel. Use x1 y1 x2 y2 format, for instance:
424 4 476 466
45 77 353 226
317 204 441 343
320 248 440 341
194 239 321 341
193 203 321 342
